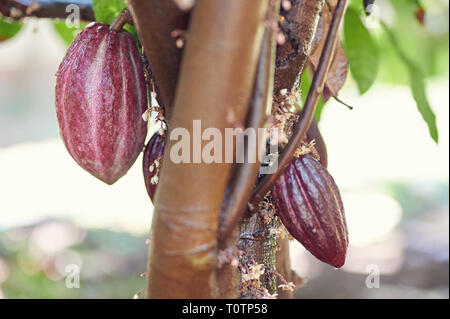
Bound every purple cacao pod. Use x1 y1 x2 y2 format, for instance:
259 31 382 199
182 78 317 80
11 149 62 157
143 133 166 202
272 154 348 268
55 22 148 185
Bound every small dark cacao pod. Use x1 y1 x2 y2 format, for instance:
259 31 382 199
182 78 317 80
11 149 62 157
143 133 166 202
272 154 348 268
55 22 148 185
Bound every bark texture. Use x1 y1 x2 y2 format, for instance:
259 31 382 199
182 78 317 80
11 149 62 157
127 0 189 115
240 0 326 298
276 236 294 298
274 0 325 94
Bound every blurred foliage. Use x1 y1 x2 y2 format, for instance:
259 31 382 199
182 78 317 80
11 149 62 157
344 7 379 94
375 0 449 82
305 0 448 143
0 16 22 42
381 181 449 218
0 224 147 298
1 176 447 298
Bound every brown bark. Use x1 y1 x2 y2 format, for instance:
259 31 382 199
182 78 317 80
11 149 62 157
271 2 325 297
145 0 268 298
217 0 278 251
276 236 294 298
216 0 279 299
251 0 348 208
127 0 189 115
238 0 326 299
0 0 94 20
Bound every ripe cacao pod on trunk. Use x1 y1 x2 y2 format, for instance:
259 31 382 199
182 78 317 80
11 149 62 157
143 133 166 202
306 120 328 168
55 22 148 184
272 153 348 268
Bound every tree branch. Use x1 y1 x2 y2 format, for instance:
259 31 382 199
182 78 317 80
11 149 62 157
0 0 94 21
110 7 133 32
250 0 348 208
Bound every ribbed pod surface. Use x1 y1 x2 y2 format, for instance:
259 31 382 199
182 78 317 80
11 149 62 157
272 154 348 267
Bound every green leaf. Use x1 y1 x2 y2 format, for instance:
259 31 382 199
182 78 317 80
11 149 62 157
93 0 128 25
53 21 87 46
382 23 439 143
348 0 365 14
92 0 139 42
376 0 449 84
0 16 22 42
300 70 326 122
343 7 379 94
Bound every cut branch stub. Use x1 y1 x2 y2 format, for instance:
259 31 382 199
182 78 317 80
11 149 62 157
110 8 134 32
272 154 348 268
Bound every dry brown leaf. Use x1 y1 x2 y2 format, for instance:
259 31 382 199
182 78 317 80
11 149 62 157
308 4 348 101
322 44 348 100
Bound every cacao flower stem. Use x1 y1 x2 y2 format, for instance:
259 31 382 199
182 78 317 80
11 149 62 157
110 8 134 32
250 0 348 208
217 0 279 250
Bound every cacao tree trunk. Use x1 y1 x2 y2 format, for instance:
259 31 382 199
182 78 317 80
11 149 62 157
127 0 189 114
140 0 268 298
275 0 325 93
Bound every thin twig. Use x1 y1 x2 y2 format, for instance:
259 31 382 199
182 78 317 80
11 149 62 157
250 0 348 208
0 0 94 21
217 0 279 249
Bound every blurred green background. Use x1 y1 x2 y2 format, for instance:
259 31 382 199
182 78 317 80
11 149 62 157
0 0 448 298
